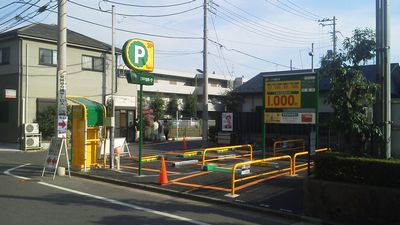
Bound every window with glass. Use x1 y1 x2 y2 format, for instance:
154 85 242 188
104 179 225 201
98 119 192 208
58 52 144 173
82 55 104 72
0 47 10 65
39 48 57 65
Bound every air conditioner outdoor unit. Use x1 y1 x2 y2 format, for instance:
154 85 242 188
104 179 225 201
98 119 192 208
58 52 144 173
24 123 39 134
25 136 41 148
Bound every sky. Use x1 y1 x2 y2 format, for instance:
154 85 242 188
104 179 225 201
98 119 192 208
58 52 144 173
1 0 399 80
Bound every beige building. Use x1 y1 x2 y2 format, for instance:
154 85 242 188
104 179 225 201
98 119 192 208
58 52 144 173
0 24 137 145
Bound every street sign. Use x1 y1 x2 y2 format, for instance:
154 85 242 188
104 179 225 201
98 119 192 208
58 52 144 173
126 70 154 85
122 39 154 72
57 115 68 138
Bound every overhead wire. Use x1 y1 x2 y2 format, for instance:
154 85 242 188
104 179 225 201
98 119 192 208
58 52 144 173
264 0 317 21
209 5 328 45
275 0 321 21
210 10 232 77
102 0 197 8
285 0 322 19
19 1 203 40
69 0 202 18
219 0 324 36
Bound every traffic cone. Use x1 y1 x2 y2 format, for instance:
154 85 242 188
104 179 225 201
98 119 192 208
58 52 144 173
182 136 188 150
159 156 169 185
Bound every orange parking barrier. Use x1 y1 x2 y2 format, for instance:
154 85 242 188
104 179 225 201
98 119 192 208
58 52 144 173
273 139 305 157
292 148 330 175
202 144 253 166
227 155 293 197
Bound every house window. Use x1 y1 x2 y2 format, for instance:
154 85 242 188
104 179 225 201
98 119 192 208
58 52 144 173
39 48 57 65
82 55 104 72
0 47 10 65
169 80 177 85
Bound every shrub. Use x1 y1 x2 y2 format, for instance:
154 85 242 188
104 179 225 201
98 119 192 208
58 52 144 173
315 152 400 188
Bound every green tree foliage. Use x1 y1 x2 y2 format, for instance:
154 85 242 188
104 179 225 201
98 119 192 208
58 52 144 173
149 93 165 121
35 105 57 139
319 28 381 154
343 28 376 65
182 95 197 118
166 94 179 117
221 89 244 112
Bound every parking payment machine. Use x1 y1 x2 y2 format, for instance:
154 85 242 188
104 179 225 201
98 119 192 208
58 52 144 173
68 97 106 171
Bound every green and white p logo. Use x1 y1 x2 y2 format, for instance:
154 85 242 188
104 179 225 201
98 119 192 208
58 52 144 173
122 39 154 72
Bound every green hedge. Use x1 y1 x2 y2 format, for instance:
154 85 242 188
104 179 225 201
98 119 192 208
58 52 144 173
315 152 400 188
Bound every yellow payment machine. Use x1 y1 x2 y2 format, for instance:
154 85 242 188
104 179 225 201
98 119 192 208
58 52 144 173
68 96 106 171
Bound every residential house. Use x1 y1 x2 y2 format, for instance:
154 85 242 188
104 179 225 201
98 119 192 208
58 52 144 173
0 23 137 146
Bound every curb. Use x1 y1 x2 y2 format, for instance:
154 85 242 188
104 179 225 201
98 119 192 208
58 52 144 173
71 171 326 224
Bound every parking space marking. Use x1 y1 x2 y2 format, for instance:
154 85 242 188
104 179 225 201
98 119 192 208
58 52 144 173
170 171 210 182
120 165 182 175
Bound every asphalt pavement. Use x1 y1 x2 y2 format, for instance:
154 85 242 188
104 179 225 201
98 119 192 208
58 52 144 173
0 140 321 224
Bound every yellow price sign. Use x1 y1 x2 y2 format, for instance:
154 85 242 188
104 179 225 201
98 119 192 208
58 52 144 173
265 80 301 108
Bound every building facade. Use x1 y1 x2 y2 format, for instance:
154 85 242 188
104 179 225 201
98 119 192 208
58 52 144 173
0 24 137 145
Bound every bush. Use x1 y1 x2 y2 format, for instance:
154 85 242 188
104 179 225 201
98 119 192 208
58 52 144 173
315 152 400 188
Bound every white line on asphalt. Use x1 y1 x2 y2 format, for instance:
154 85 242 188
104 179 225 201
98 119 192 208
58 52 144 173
4 164 212 225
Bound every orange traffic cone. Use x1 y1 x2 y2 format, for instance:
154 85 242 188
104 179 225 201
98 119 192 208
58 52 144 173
182 136 188 150
159 156 169 185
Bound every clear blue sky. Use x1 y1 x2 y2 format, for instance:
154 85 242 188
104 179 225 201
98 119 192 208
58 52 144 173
1 0 398 80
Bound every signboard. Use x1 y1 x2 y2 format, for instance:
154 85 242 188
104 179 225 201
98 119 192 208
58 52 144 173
265 112 315 124
222 112 233 131
126 70 154 85
264 73 317 124
264 74 316 109
122 39 154 72
57 115 68 138
57 70 68 138
4 89 16 99
42 138 71 180
265 80 301 108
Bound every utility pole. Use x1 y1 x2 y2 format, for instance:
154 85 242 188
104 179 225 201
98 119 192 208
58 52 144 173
109 5 116 168
376 0 391 158
309 43 314 72
202 0 209 146
318 16 337 55
56 0 67 138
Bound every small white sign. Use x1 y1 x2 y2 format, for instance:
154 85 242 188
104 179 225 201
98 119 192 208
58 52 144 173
5 89 16 99
57 115 68 138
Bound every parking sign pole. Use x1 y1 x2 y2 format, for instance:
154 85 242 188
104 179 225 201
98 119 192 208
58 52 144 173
138 84 143 176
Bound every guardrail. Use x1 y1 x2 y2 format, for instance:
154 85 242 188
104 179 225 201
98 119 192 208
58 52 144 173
228 155 293 197
273 139 305 157
292 148 330 175
202 144 253 166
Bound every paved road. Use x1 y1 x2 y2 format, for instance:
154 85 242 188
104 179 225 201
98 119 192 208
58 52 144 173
0 151 311 225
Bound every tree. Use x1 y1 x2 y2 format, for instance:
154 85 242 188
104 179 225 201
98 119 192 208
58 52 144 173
166 94 179 117
149 93 165 121
342 28 376 66
221 89 244 112
182 95 197 118
320 28 381 155
35 105 57 139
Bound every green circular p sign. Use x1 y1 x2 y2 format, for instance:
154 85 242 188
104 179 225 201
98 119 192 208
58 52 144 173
122 39 154 72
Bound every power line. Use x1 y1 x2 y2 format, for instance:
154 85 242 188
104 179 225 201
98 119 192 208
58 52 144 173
276 0 320 20
209 39 294 69
219 0 324 36
17 1 203 40
286 0 322 19
102 0 197 8
69 0 202 18
264 0 317 21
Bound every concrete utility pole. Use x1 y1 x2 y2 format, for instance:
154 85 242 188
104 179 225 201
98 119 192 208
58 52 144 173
318 16 337 55
56 0 67 137
309 43 314 72
109 5 116 168
202 0 209 145
376 0 391 158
